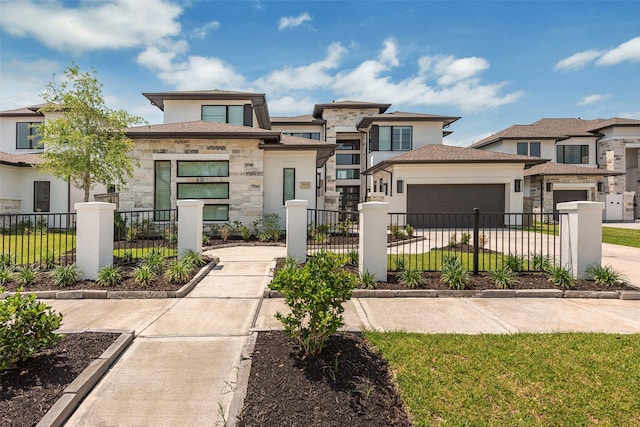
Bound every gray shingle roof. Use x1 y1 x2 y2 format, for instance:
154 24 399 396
357 111 460 128
126 120 281 141
0 151 43 166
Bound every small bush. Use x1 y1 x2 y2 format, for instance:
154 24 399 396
490 266 515 289
460 232 471 245
126 223 140 242
477 233 488 248
0 266 12 286
0 289 63 371
338 218 353 236
448 232 458 247
97 265 122 287
181 249 207 268
40 250 57 270
141 249 165 274
504 253 524 273
220 224 231 242
133 264 155 287
399 269 424 289
0 253 15 269
240 225 251 241
440 255 470 290
263 213 281 241
390 224 405 239
532 253 551 271
346 250 359 266
121 250 134 263
586 264 626 287
405 224 415 238
164 259 194 284
16 266 37 287
547 265 575 289
359 270 377 289
393 257 406 272
271 251 357 357
52 264 79 288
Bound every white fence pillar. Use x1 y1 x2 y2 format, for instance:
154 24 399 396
359 202 389 282
74 202 116 280
558 201 605 279
286 199 308 263
177 200 204 257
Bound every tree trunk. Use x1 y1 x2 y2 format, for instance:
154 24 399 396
83 173 90 202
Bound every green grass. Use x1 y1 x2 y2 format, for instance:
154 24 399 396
389 249 530 272
602 227 640 248
1 232 76 265
520 222 560 236
113 247 176 259
365 332 640 426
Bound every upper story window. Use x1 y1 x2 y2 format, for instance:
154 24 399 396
368 125 412 152
17 122 43 149
517 141 540 157
557 145 589 164
336 154 360 165
202 105 252 126
336 139 360 150
283 132 321 140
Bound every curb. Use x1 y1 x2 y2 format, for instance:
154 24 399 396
264 289 640 300
36 330 134 427
2 258 219 300
226 332 258 427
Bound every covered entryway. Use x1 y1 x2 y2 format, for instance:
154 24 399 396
407 184 505 227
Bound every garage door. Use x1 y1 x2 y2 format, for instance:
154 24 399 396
553 190 588 212
407 184 505 228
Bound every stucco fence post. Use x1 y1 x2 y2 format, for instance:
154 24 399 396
285 199 308 263
359 202 389 282
557 201 605 279
177 200 204 257
74 202 116 280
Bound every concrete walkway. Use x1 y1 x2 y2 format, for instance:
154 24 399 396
45 245 640 426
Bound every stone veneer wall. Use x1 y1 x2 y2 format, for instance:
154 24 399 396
321 107 382 209
529 175 603 214
598 139 627 193
120 138 264 225
0 199 21 214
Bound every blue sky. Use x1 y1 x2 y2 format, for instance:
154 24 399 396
1 0 639 146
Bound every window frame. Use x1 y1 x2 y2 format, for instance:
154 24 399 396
283 168 295 204
203 204 230 221
397 180 404 194
517 142 528 156
370 125 413 152
33 181 50 212
16 122 43 149
176 160 229 177
283 132 321 140
557 144 589 164
336 169 360 180
201 105 244 125
154 161 171 220
177 182 229 200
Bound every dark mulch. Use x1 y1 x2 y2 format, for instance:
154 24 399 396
236 331 412 427
0 332 119 427
3 256 214 293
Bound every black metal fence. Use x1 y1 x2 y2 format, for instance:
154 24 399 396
307 209 359 256
114 209 178 262
388 210 565 273
0 212 77 267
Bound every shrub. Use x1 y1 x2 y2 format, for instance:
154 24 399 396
448 232 458 247
346 250 359 266
0 266 12 286
390 224 405 239
440 254 470 290
263 213 281 241
586 264 626 287
460 232 471 245
504 253 524 273
0 289 63 370
477 232 488 248
164 259 194 284
338 218 353 236
220 224 231 242
121 250 134 263
359 270 377 289
114 212 127 240
271 252 358 357
133 264 155 287
490 266 515 289
239 225 251 241
141 249 165 274
181 249 207 268
162 226 177 244
52 264 78 288
126 222 140 242
16 266 37 287
0 253 15 269
97 265 122 287
40 250 57 270
399 269 424 289
532 253 551 271
393 256 406 272
405 224 415 238
547 265 575 289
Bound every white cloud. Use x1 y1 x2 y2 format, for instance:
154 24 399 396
555 49 603 71
578 93 610 106
277 13 311 30
0 0 182 53
0 59 60 110
619 110 640 120
268 96 317 116
421 55 490 85
597 36 640 65
189 21 221 39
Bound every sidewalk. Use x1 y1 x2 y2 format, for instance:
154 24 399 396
45 245 640 426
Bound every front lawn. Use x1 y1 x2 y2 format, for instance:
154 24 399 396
602 226 640 248
365 332 640 426
1 232 76 265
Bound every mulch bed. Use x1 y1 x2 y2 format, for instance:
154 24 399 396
2 256 215 293
236 331 412 427
0 332 119 427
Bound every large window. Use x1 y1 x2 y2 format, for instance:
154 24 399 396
203 205 229 221
33 181 50 212
336 139 360 150
557 145 589 164
177 161 228 177
202 105 244 125
17 122 42 149
370 126 412 151
336 169 360 180
336 154 360 165
517 141 541 157
283 168 295 204
177 183 229 199
283 132 321 140
154 161 171 220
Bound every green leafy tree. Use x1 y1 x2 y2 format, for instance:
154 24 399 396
36 64 145 202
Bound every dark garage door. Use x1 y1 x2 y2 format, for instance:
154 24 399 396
553 190 588 212
407 184 505 228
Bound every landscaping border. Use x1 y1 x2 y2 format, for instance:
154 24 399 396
35 330 134 427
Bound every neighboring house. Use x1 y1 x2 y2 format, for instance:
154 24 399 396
0 104 107 215
470 118 640 221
